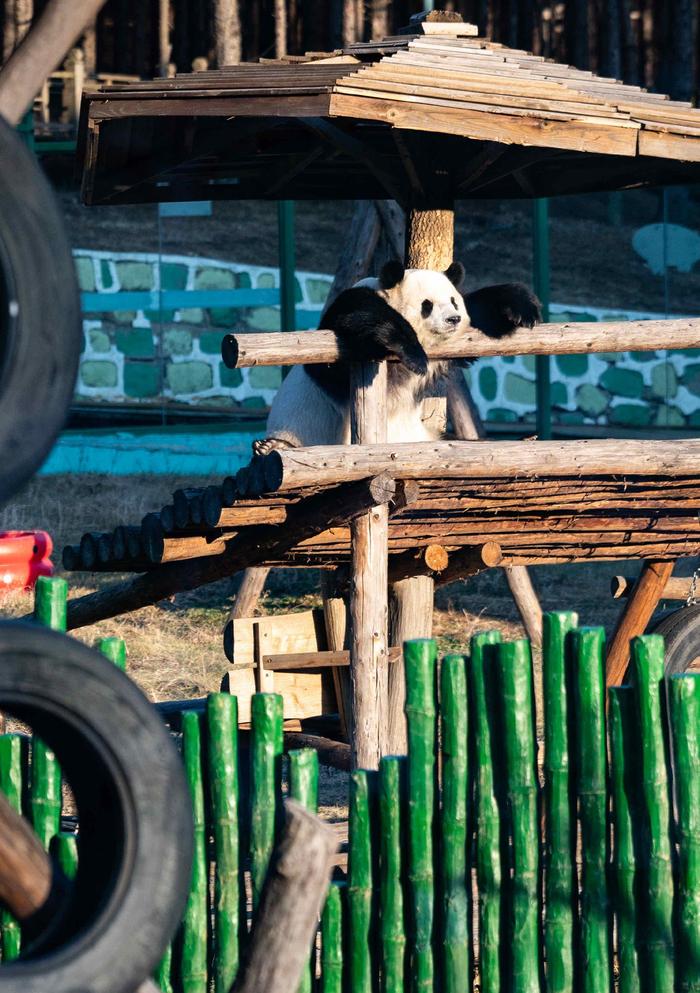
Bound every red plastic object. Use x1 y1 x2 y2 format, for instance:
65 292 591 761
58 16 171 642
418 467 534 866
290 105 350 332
0 531 54 591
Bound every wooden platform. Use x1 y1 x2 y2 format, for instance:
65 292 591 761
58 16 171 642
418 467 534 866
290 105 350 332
64 440 700 586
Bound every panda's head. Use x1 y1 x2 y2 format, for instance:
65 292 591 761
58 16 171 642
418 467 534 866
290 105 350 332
374 260 467 345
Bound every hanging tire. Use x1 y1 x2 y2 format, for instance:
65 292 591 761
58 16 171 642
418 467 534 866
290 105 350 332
0 118 81 505
649 603 700 676
0 621 193 993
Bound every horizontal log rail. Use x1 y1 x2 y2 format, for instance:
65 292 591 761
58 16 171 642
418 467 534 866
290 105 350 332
258 439 700 492
222 317 700 368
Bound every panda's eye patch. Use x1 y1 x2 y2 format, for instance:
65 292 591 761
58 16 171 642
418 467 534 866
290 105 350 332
421 299 433 318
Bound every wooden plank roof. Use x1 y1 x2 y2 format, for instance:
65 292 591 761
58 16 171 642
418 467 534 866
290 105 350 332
80 27 700 205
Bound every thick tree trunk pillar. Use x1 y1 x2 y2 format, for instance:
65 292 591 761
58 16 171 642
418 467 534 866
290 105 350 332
349 360 388 769
405 207 454 269
383 205 456 755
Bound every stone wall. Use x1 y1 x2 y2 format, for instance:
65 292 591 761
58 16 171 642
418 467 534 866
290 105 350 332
74 249 700 428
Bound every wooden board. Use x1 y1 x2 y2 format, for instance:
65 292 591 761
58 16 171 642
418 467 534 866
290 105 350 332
226 610 331 721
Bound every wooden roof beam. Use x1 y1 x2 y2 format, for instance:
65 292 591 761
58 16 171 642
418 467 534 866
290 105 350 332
303 117 406 202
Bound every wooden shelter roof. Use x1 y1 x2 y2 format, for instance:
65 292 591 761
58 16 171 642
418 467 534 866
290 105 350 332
80 22 700 206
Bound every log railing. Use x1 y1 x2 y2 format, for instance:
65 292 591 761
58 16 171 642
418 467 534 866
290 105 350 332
222 317 700 368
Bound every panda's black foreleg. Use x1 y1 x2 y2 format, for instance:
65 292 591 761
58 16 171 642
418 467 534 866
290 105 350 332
464 283 542 339
320 286 429 374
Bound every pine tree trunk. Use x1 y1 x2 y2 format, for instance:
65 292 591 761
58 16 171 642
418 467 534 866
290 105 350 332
214 0 241 66
620 0 641 84
667 0 694 100
4 0 17 61
370 0 390 41
566 0 590 68
600 0 622 77
275 0 287 58
342 0 356 45
15 0 33 45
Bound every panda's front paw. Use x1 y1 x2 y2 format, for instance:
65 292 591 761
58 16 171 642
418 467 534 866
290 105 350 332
252 437 295 456
465 283 542 339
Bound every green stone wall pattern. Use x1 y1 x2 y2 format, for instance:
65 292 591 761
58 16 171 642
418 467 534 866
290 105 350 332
73 250 700 428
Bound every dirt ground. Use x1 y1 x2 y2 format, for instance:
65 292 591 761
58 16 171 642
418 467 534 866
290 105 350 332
2 472 696 819
57 183 700 314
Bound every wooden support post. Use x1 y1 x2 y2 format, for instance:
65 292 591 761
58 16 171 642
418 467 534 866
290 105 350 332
605 559 675 686
321 572 352 744
349 359 389 770
232 801 337 993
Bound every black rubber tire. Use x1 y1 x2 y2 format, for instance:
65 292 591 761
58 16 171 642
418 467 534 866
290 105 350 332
0 621 193 993
0 119 81 505
649 604 700 676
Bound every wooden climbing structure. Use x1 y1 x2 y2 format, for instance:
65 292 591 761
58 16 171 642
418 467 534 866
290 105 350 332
76 10 700 768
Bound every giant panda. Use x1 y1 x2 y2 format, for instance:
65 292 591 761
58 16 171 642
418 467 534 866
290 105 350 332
253 260 540 453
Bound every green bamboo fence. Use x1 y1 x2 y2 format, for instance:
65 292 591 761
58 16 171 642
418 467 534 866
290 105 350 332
496 639 541 993
31 575 64 849
0 733 23 961
542 611 577 993
468 630 502 993
379 755 406 993
439 654 470 993
289 748 319 993
630 634 675 991
569 627 611 993
668 673 700 993
404 638 437 993
348 767 375 993
2 583 698 993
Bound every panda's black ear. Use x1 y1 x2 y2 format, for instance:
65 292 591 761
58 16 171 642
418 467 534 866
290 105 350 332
379 260 405 289
444 261 465 289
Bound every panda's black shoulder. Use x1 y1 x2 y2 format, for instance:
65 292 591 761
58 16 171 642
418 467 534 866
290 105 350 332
321 286 400 346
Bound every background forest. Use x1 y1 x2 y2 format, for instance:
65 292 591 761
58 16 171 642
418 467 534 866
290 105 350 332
0 1 697 102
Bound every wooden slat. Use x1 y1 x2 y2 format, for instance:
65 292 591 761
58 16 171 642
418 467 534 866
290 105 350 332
263 647 401 671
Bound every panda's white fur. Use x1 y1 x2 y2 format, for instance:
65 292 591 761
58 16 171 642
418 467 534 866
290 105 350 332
265 268 467 448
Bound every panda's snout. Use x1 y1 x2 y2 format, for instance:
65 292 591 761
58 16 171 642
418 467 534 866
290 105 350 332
445 314 462 327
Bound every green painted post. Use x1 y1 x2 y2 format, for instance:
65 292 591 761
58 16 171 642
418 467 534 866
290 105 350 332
496 639 540 993
207 693 240 993
439 654 470 993
404 638 437 993
250 693 283 913
348 768 375 993
608 687 641 993
569 627 611 993
49 831 78 880
321 882 344 993
379 755 406 993
180 712 207 993
32 577 66 850
278 201 296 339
96 636 127 671
155 947 174 993
533 198 551 440
289 748 319 812
0 734 23 961
630 635 675 990
289 748 319 993
33 575 68 630
468 631 502 993
668 674 700 993
542 611 578 993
